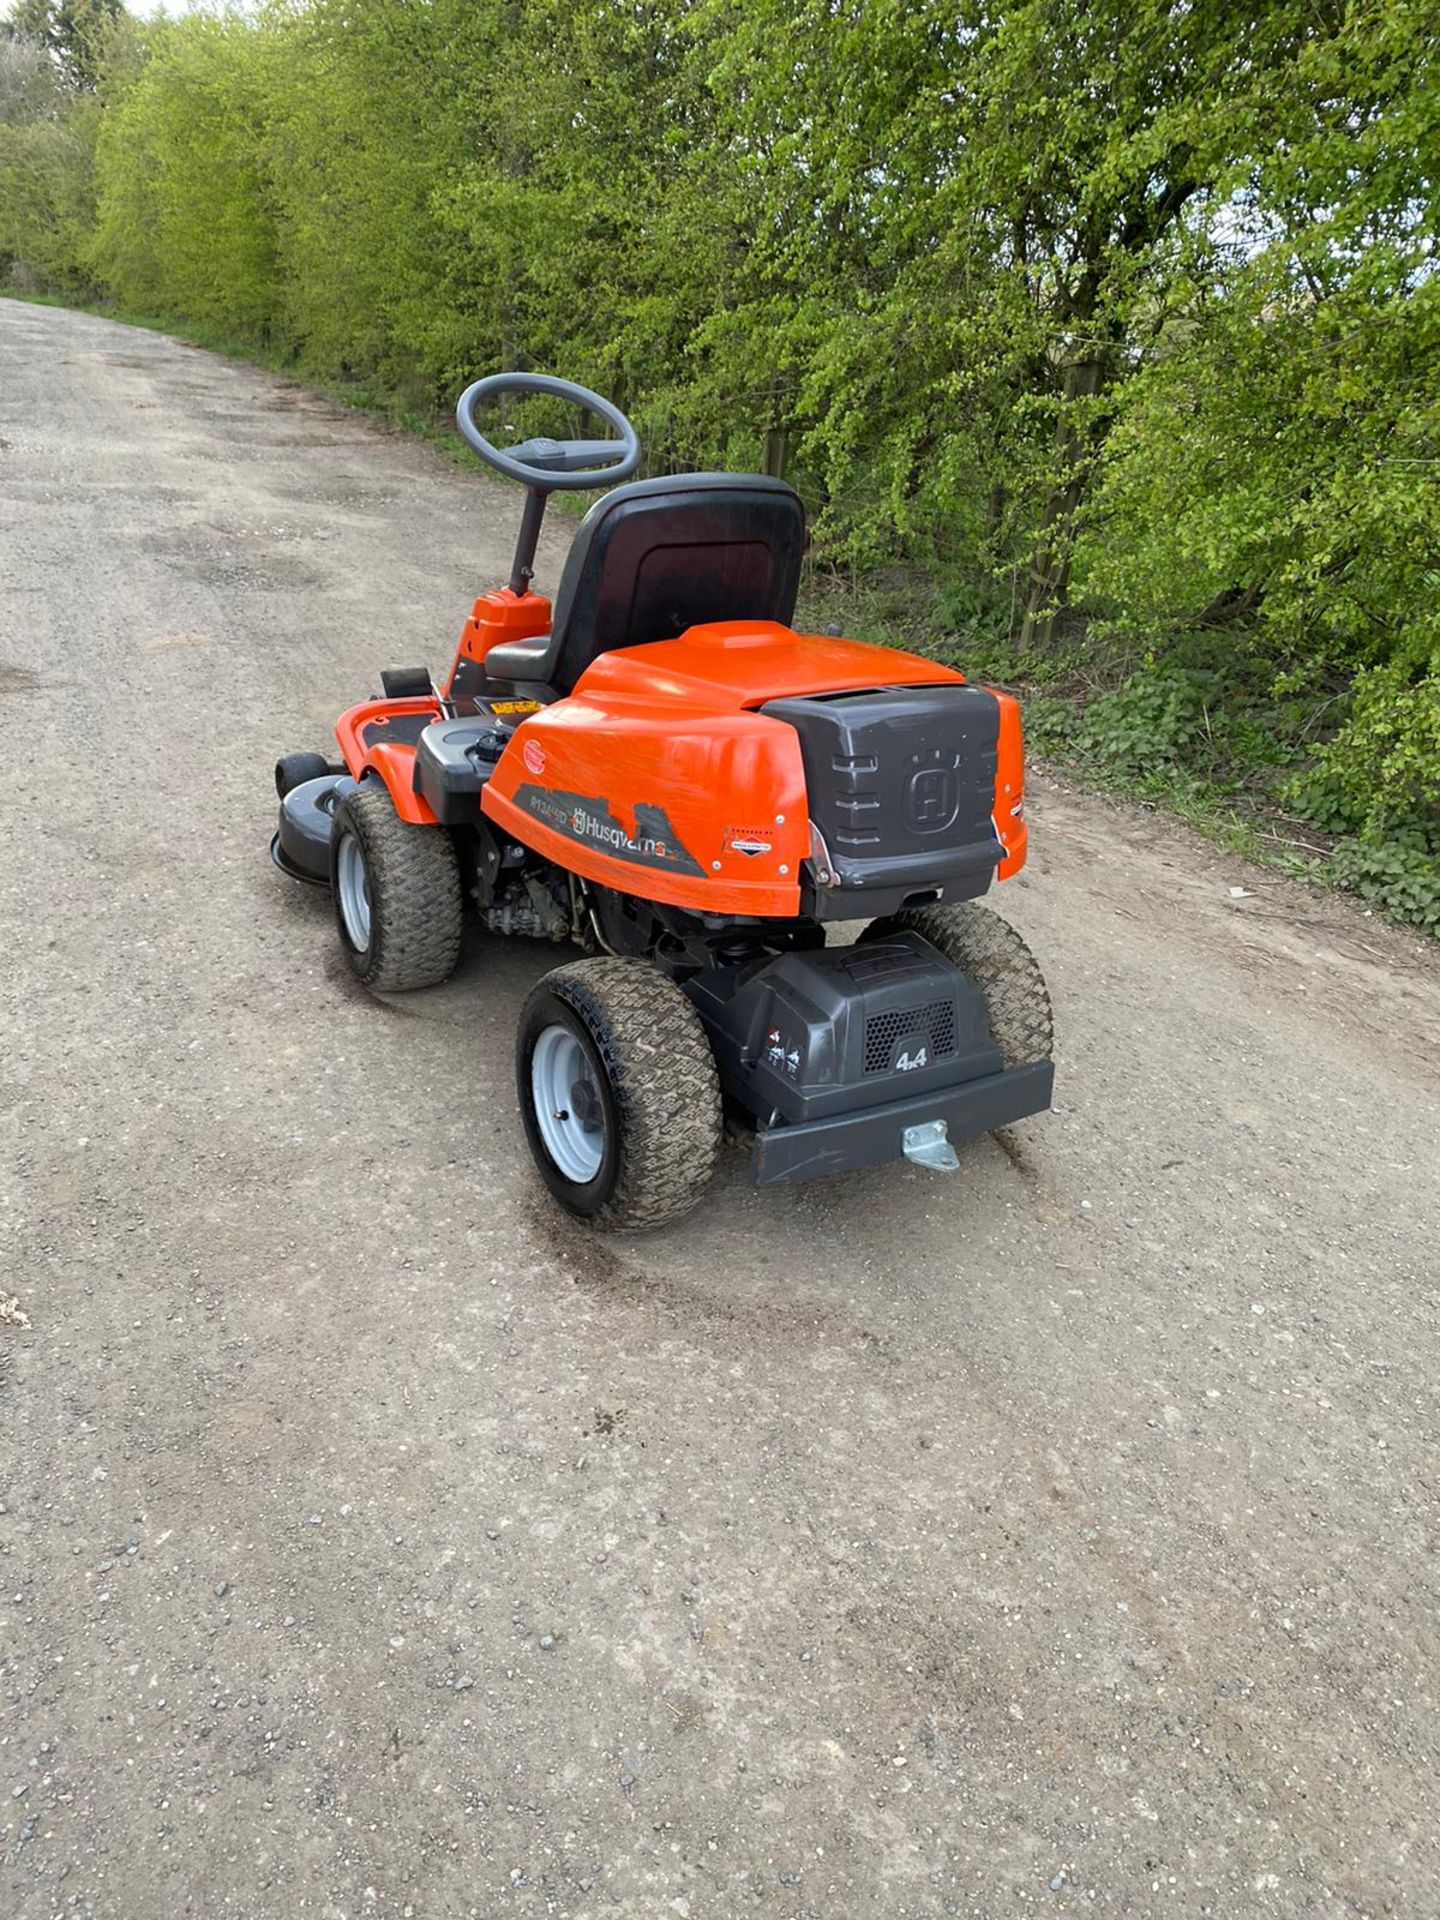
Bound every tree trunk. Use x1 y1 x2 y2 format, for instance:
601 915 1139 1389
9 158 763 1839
761 373 789 479
1019 349 1105 650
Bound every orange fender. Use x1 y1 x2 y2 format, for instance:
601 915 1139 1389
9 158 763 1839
335 696 441 826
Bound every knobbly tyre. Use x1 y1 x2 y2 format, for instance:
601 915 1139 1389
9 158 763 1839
272 372 1054 1229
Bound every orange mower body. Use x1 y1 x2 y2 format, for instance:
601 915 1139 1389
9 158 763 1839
272 371 1052 1228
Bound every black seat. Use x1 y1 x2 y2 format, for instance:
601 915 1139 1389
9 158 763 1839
484 473 806 689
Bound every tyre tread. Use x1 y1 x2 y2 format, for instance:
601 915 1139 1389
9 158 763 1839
334 781 463 992
877 902 1053 1067
540 958 722 1230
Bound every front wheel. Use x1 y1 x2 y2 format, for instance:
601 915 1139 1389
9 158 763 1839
275 751 339 798
329 781 463 992
517 959 722 1231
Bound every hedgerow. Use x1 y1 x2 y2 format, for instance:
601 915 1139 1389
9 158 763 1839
3 0 1436 927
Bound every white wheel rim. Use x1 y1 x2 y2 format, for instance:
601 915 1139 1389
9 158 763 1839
337 831 371 950
531 1024 607 1184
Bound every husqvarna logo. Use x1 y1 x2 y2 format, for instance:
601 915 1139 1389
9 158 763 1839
905 755 961 832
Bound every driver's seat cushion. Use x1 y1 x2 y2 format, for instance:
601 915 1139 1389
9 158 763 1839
485 473 805 688
482 635 552 680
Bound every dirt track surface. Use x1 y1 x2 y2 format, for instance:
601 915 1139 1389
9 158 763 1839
3 299 1439 1920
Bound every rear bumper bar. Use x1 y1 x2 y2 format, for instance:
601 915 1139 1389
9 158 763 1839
749 1059 1053 1187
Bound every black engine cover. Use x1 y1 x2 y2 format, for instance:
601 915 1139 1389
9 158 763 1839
685 933 1002 1124
763 683 1003 918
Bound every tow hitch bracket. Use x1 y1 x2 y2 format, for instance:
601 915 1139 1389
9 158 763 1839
902 1118 960 1174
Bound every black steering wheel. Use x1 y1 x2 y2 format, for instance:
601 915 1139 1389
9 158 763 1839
455 371 641 492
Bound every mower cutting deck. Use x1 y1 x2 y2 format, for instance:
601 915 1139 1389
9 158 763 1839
273 371 1053 1228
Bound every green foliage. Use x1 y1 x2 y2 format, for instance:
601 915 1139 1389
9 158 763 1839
1071 668 1215 782
1075 0 1439 683
0 25 103 294
1004 655 1296 785
1288 655 1440 841
0 99 97 292
6 0 123 90
1 0 1436 928
89 13 278 333
1326 840 1440 936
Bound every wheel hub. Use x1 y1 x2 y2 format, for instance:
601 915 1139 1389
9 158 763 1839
568 1074 604 1132
336 830 371 950
531 1025 606 1184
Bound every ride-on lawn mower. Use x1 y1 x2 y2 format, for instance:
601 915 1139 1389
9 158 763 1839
273 373 1053 1228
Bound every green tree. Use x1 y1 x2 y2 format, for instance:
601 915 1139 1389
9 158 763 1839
2 0 1435 913
1 31 58 121
5 0 123 90
0 3 118 294
89 12 279 334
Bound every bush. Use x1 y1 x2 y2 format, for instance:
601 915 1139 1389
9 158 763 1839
0 108 99 296
1024 656 1306 788
1326 839 1440 935
1070 666 1213 780
1286 654 1440 842
5 0 1436 934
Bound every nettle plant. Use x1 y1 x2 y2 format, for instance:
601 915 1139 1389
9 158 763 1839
1288 649 1440 934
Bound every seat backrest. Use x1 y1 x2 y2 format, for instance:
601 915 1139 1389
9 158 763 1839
546 473 806 690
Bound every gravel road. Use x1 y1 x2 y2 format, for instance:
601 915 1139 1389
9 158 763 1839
3 299 1439 1920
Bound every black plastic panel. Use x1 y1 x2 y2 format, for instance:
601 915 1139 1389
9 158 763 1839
683 932 1001 1125
380 666 433 699
274 774 357 884
764 683 1003 915
863 998 956 1073
750 1060 1054 1186
413 718 508 824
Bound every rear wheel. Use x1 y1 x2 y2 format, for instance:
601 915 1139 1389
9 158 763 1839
864 901 1052 1067
329 781 463 992
517 958 721 1230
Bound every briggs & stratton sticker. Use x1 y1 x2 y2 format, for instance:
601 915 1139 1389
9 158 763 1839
724 825 774 857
